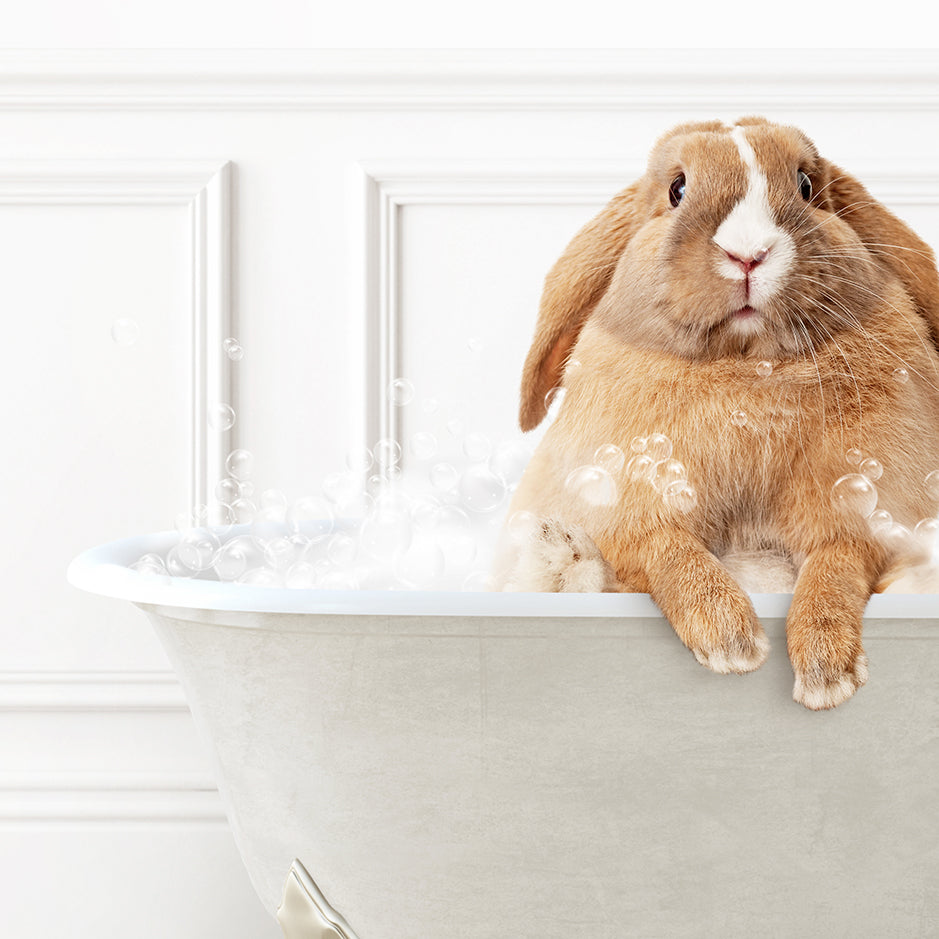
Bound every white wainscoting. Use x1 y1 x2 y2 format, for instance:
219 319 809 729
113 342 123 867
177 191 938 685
2 49 938 939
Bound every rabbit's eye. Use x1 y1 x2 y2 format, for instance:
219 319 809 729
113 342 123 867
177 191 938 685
669 174 686 208
798 170 812 201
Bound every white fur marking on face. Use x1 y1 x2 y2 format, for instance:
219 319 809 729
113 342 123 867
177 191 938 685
712 126 796 307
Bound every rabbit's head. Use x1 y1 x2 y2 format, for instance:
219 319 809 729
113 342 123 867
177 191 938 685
520 117 939 431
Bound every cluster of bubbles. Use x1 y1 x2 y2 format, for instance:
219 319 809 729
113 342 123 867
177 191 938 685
132 360 534 590
831 449 939 559
562 433 698 514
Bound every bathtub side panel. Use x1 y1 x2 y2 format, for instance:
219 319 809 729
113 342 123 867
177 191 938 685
146 609 939 939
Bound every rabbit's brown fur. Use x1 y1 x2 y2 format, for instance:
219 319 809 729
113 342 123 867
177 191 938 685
505 117 939 710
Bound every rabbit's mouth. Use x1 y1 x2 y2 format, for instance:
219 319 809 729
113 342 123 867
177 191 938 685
734 305 757 319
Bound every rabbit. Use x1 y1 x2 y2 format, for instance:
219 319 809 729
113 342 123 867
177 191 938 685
497 117 939 710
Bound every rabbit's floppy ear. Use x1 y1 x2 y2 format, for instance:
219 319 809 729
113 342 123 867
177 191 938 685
820 160 939 352
519 182 644 432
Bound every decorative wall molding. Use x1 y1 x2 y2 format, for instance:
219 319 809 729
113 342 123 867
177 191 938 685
0 159 232 508
0 670 224 823
0 50 937 111
358 160 639 452
0 669 186 711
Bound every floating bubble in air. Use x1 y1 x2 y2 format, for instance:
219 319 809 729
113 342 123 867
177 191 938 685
756 360 773 377
914 517 939 548
831 473 877 518
208 403 236 432
893 367 910 384
594 444 625 475
845 448 863 466
868 508 893 536
393 533 446 588
731 410 748 427
251 504 289 546
374 438 402 470
389 378 415 406
327 532 357 566
345 446 373 473
223 338 244 361
176 527 220 572
489 440 533 489
925 470 939 501
131 554 168 576
630 436 648 454
627 453 655 481
859 458 883 482
651 459 687 494
111 318 139 346
460 465 507 513
215 477 242 504
467 337 484 353
286 496 335 543
663 480 699 513
226 449 254 481
646 434 672 461
564 465 617 506
506 510 540 543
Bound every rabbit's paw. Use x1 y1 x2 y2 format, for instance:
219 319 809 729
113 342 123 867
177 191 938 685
682 595 770 674
690 627 770 675
505 518 618 593
792 651 869 711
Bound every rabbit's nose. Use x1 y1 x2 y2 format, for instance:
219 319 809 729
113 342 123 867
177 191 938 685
724 247 770 273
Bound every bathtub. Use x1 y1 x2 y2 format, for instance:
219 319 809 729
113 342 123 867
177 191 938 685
68 530 939 939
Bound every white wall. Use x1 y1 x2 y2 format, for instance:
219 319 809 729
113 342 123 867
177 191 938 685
3 46 939 938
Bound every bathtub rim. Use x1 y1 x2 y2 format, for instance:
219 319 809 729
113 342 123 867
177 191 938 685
66 528 939 620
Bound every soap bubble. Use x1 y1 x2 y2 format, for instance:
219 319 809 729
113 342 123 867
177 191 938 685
506 510 540 543
731 410 748 427
463 432 492 463
467 337 484 353
594 444 625 475
459 465 507 513
165 546 193 578
565 465 617 506
489 440 533 488
327 531 358 566
446 418 465 438
646 434 672 461
663 480 699 513
868 508 894 536
238 567 284 587
859 458 883 482
374 438 402 470
409 431 437 461
132 554 168 576
831 473 877 518
230 497 258 523
845 448 863 466
756 360 773 377
213 536 259 581
422 397 439 415
208 403 236 432
263 536 300 571
430 462 460 493
223 338 244 361
914 517 939 548
215 477 242 504
284 561 319 589
627 453 655 482
226 449 254 480
651 459 687 493
893 367 910 384
176 527 220 572
286 496 335 543
544 386 566 419
435 506 477 568
878 523 915 556
389 378 415 406
925 470 939 501
111 318 139 346
630 436 648 454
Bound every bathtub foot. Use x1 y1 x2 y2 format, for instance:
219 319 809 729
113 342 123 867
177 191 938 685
277 859 361 939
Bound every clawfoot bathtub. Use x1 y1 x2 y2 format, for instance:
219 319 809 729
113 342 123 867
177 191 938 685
69 530 939 938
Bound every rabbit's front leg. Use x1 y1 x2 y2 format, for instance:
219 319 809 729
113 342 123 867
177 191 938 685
786 539 879 710
606 528 770 674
